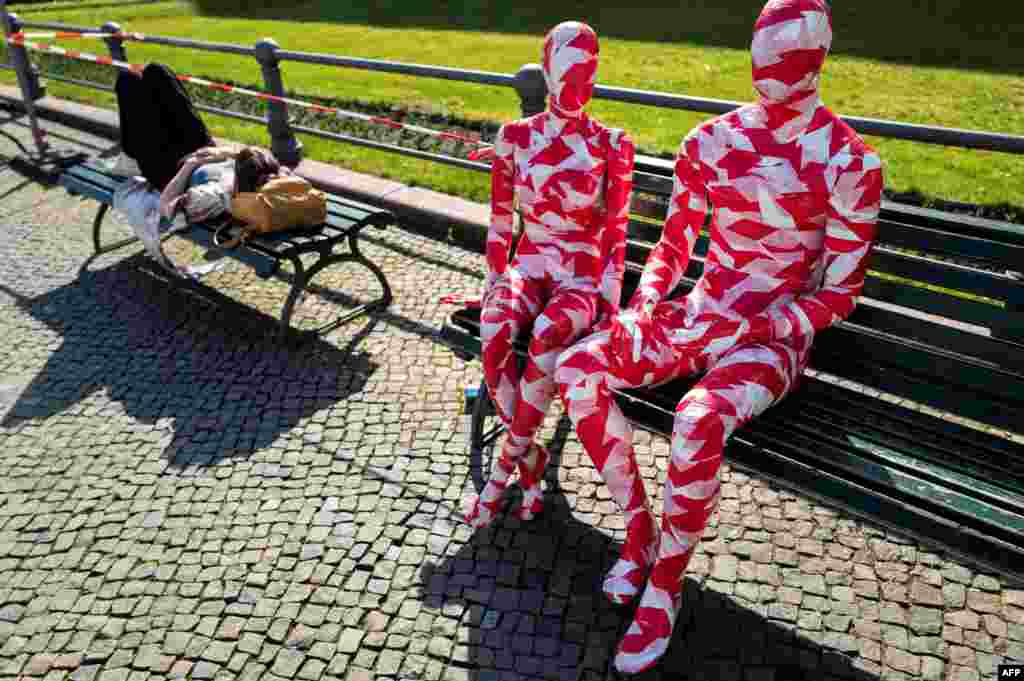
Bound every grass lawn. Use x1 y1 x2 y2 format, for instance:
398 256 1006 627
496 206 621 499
4 0 1022 215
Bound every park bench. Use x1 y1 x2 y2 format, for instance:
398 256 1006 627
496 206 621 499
441 158 1024 583
59 162 394 340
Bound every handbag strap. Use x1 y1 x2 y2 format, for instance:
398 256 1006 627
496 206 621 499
213 222 247 250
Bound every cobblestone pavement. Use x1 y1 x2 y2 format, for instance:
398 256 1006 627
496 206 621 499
0 115 1022 681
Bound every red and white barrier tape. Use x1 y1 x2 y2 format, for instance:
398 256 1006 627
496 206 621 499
10 31 145 41
3 34 496 154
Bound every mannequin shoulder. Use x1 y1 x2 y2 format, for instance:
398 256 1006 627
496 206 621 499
601 126 634 154
494 120 532 150
822 111 881 161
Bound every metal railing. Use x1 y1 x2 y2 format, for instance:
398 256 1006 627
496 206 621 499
3 11 1023 176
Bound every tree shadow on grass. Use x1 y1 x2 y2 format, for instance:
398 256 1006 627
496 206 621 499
0 253 381 470
193 0 1024 76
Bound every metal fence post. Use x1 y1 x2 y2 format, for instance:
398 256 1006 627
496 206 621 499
6 13 45 101
254 38 302 166
514 63 547 117
100 21 126 62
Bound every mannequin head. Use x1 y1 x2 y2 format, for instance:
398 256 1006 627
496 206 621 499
542 21 599 117
751 0 832 106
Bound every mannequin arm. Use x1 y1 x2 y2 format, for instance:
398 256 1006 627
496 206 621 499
628 134 707 312
597 129 636 319
484 124 517 290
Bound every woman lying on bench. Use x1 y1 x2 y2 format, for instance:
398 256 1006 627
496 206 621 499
158 145 284 225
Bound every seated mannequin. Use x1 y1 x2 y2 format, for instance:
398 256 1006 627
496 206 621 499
463 21 636 528
554 0 883 672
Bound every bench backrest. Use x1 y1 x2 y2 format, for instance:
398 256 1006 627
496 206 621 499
625 163 1024 437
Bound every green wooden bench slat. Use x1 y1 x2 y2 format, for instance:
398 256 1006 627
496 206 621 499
741 419 1024 540
870 248 1021 303
792 378 1024 469
743 419 1024 541
882 202 1024 249
74 164 123 192
810 346 1024 434
613 382 1024 575
724 437 1024 577
326 200 388 226
619 362 1024 483
621 360 1024 486
632 171 673 197
819 321 1024 396
60 174 115 204
843 305 1024 374
763 405 1024 505
878 218 1024 270
859 276 1003 330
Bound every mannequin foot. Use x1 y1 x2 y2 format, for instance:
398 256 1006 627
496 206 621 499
515 444 550 521
604 510 658 605
462 454 516 529
613 578 684 674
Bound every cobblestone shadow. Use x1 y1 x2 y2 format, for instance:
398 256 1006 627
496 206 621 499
0 255 379 468
423 508 881 680
423 419 880 681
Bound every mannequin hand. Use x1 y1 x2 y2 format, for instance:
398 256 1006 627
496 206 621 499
631 296 657 325
611 307 652 366
481 270 501 307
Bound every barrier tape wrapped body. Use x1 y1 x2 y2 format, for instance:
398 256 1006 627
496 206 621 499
462 21 636 529
553 0 883 672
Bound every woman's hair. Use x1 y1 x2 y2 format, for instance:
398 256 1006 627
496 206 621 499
234 147 281 193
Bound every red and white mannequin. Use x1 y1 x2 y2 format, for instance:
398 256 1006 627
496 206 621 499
554 0 882 672
463 22 636 528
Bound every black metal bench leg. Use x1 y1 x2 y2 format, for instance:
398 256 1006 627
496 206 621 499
470 377 505 469
278 253 308 342
348 229 393 308
92 203 139 255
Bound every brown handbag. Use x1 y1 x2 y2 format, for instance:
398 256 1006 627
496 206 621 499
216 175 328 249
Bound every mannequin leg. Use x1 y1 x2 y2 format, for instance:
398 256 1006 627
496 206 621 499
480 270 544 428
499 287 602 524
614 342 798 674
554 321 695 605
467 271 545 528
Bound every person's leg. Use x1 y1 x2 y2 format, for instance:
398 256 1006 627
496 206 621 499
465 271 544 528
114 70 150 163
493 287 602 523
614 342 800 674
139 63 213 188
554 303 697 605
